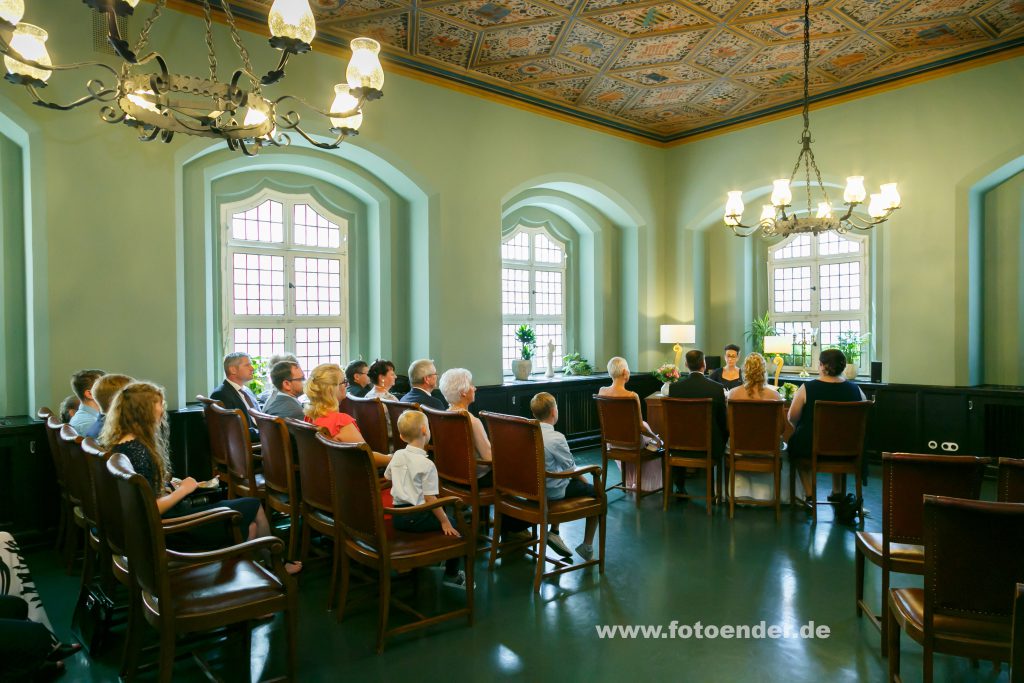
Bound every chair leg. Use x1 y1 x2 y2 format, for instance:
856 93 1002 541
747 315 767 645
773 459 781 521
598 512 606 574
376 570 391 654
489 512 504 569
287 508 300 561
533 525 547 593
328 535 340 612
662 460 670 511
728 457 736 520
299 514 311 563
336 553 351 622
855 547 865 618
810 470 818 524
158 622 176 683
856 470 864 525
634 463 643 508
121 586 142 681
880 568 890 658
887 597 901 683
923 642 933 683
705 464 713 516
788 462 796 508
465 550 475 627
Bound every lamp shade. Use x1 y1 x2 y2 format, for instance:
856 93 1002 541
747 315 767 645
268 0 316 45
346 37 384 91
724 191 744 226
329 84 363 131
0 0 24 26
770 179 792 207
660 324 696 345
4 23 51 83
763 335 793 355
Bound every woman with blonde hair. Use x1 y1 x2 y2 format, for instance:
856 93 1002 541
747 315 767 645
100 382 301 573
304 363 391 468
727 353 782 402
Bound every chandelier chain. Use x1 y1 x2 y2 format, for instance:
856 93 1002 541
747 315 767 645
202 0 218 82
121 0 168 80
218 0 262 95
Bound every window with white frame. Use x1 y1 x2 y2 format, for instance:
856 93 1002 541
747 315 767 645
501 226 567 374
222 192 348 372
768 231 869 370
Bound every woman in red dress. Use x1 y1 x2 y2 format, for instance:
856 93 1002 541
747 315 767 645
304 363 392 468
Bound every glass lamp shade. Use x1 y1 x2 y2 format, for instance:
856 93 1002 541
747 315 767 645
329 84 362 131
660 324 696 344
4 24 51 83
867 193 887 219
880 182 901 209
0 0 24 26
724 190 744 226
816 201 832 219
125 0 141 6
346 37 384 91
763 335 793 355
268 0 316 45
771 179 792 207
126 89 159 114
759 204 775 222
243 105 269 127
843 176 867 204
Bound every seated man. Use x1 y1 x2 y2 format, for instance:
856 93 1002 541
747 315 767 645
84 373 134 438
210 352 259 436
667 350 729 487
258 352 298 407
345 360 372 398
263 360 306 420
68 369 106 434
401 359 446 409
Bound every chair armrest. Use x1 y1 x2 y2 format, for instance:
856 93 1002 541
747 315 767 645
547 464 605 491
162 508 241 535
384 496 461 516
161 507 234 527
474 458 491 467
166 535 285 565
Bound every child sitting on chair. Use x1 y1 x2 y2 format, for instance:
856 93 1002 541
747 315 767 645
385 410 469 589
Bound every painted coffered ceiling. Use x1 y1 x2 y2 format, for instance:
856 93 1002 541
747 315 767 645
180 0 1024 142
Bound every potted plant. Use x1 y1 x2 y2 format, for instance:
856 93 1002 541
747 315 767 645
832 332 871 379
247 355 269 396
745 311 777 355
779 382 798 402
562 352 593 376
654 363 681 395
512 324 536 380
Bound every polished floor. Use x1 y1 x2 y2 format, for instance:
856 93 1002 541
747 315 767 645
28 453 1009 683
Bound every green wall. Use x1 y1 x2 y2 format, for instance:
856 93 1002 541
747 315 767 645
982 170 1024 384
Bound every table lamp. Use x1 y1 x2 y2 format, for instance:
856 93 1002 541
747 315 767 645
763 335 793 387
660 324 696 369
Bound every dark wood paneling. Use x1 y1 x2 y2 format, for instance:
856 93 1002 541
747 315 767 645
0 418 58 549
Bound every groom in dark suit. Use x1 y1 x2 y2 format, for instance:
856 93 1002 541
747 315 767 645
667 349 729 464
210 352 260 436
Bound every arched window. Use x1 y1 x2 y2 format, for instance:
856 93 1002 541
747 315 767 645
221 191 349 371
768 231 870 370
501 225 567 374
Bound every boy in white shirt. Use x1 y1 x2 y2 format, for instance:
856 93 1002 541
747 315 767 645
530 392 599 561
384 410 468 588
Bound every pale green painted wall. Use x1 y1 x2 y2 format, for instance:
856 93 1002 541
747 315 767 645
982 170 1024 384
0 133 27 415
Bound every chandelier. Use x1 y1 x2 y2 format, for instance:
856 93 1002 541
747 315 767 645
722 0 901 237
0 0 384 156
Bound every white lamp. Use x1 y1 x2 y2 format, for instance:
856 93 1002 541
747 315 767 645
763 335 793 387
660 324 696 369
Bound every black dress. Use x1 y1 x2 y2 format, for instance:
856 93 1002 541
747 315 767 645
709 367 743 391
786 379 864 460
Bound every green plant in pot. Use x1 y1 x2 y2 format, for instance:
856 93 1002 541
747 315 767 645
562 352 593 376
247 355 269 396
512 324 536 380
831 332 871 379
745 311 777 355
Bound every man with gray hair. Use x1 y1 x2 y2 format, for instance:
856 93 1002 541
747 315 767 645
401 359 445 409
210 352 259 434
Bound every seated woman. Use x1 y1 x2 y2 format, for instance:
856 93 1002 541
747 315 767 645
726 353 791 503
597 356 662 448
709 344 743 391
304 363 391 468
100 382 301 573
787 348 867 503
365 359 398 401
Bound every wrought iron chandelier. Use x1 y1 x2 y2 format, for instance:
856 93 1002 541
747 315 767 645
0 0 384 156
723 0 901 237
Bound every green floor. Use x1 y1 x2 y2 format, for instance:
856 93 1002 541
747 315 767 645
27 453 1009 682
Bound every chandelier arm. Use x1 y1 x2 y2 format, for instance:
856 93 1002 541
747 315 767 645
104 10 137 63
261 51 294 86
23 79 119 111
279 118 349 150
273 93 367 120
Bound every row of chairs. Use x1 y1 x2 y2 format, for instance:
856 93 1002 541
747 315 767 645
595 395 872 522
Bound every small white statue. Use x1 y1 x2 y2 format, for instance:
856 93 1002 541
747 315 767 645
545 339 555 378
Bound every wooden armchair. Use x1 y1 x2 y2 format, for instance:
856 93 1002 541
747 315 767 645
207 402 265 503
196 395 228 479
855 453 990 657
423 405 494 547
1013 583 1024 683
789 400 872 524
107 453 296 683
999 458 1024 503
726 400 786 520
42 412 78 569
382 400 421 454
482 412 605 593
324 437 474 653
661 397 719 515
345 395 391 455
251 409 301 559
594 395 663 507
888 495 1024 683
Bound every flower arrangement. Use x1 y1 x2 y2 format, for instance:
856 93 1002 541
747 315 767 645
779 382 798 401
515 324 536 360
654 363 681 384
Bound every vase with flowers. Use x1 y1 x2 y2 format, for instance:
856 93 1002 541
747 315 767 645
654 363 681 395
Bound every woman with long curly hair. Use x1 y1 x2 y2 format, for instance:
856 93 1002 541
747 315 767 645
727 353 781 402
100 381 301 573
304 363 391 468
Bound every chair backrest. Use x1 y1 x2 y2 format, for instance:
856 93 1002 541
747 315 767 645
82 438 121 554
481 412 544 501
727 400 785 455
423 406 477 487
812 400 872 457
197 395 228 470
108 452 170 602
382 400 421 454
323 438 384 550
594 395 643 451
1013 583 1024 683
662 397 712 454
923 495 1024 629
287 417 334 515
345 395 390 454
882 453 990 545
252 409 297 497
209 402 255 496
38 407 66 488
59 424 92 515
999 458 1024 503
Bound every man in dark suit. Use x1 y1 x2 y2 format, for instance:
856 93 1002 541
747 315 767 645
401 359 446 409
210 352 260 436
667 350 729 487
345 360 372 398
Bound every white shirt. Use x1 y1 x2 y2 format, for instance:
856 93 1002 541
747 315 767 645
384 445 438 506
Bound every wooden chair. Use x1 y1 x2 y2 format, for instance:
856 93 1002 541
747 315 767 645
1013 583 1024 683
789 400 872 524
888 495 1024 683
423 406 494 547
594 395 663 507
58 424 95 576
382 400 421 454
855 453 990 657
107 453 296 683
40 410 75 565
251 409 301 560
661 397 718 515
345 395 391 455
482 412 606 593
196 395 228 479
208 402 264 503
325 437 474 652
999 458 1024 503
726 400 786 520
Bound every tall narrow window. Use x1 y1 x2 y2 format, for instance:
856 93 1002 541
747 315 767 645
222 192 349 371
501 226 567 374
768 231 869 370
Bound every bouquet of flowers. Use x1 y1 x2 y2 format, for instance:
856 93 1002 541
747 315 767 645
779 382 798 401
654 363 681 384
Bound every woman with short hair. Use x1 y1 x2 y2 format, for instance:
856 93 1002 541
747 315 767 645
366 359 398 400
709 344 743 391
598 357 661 448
